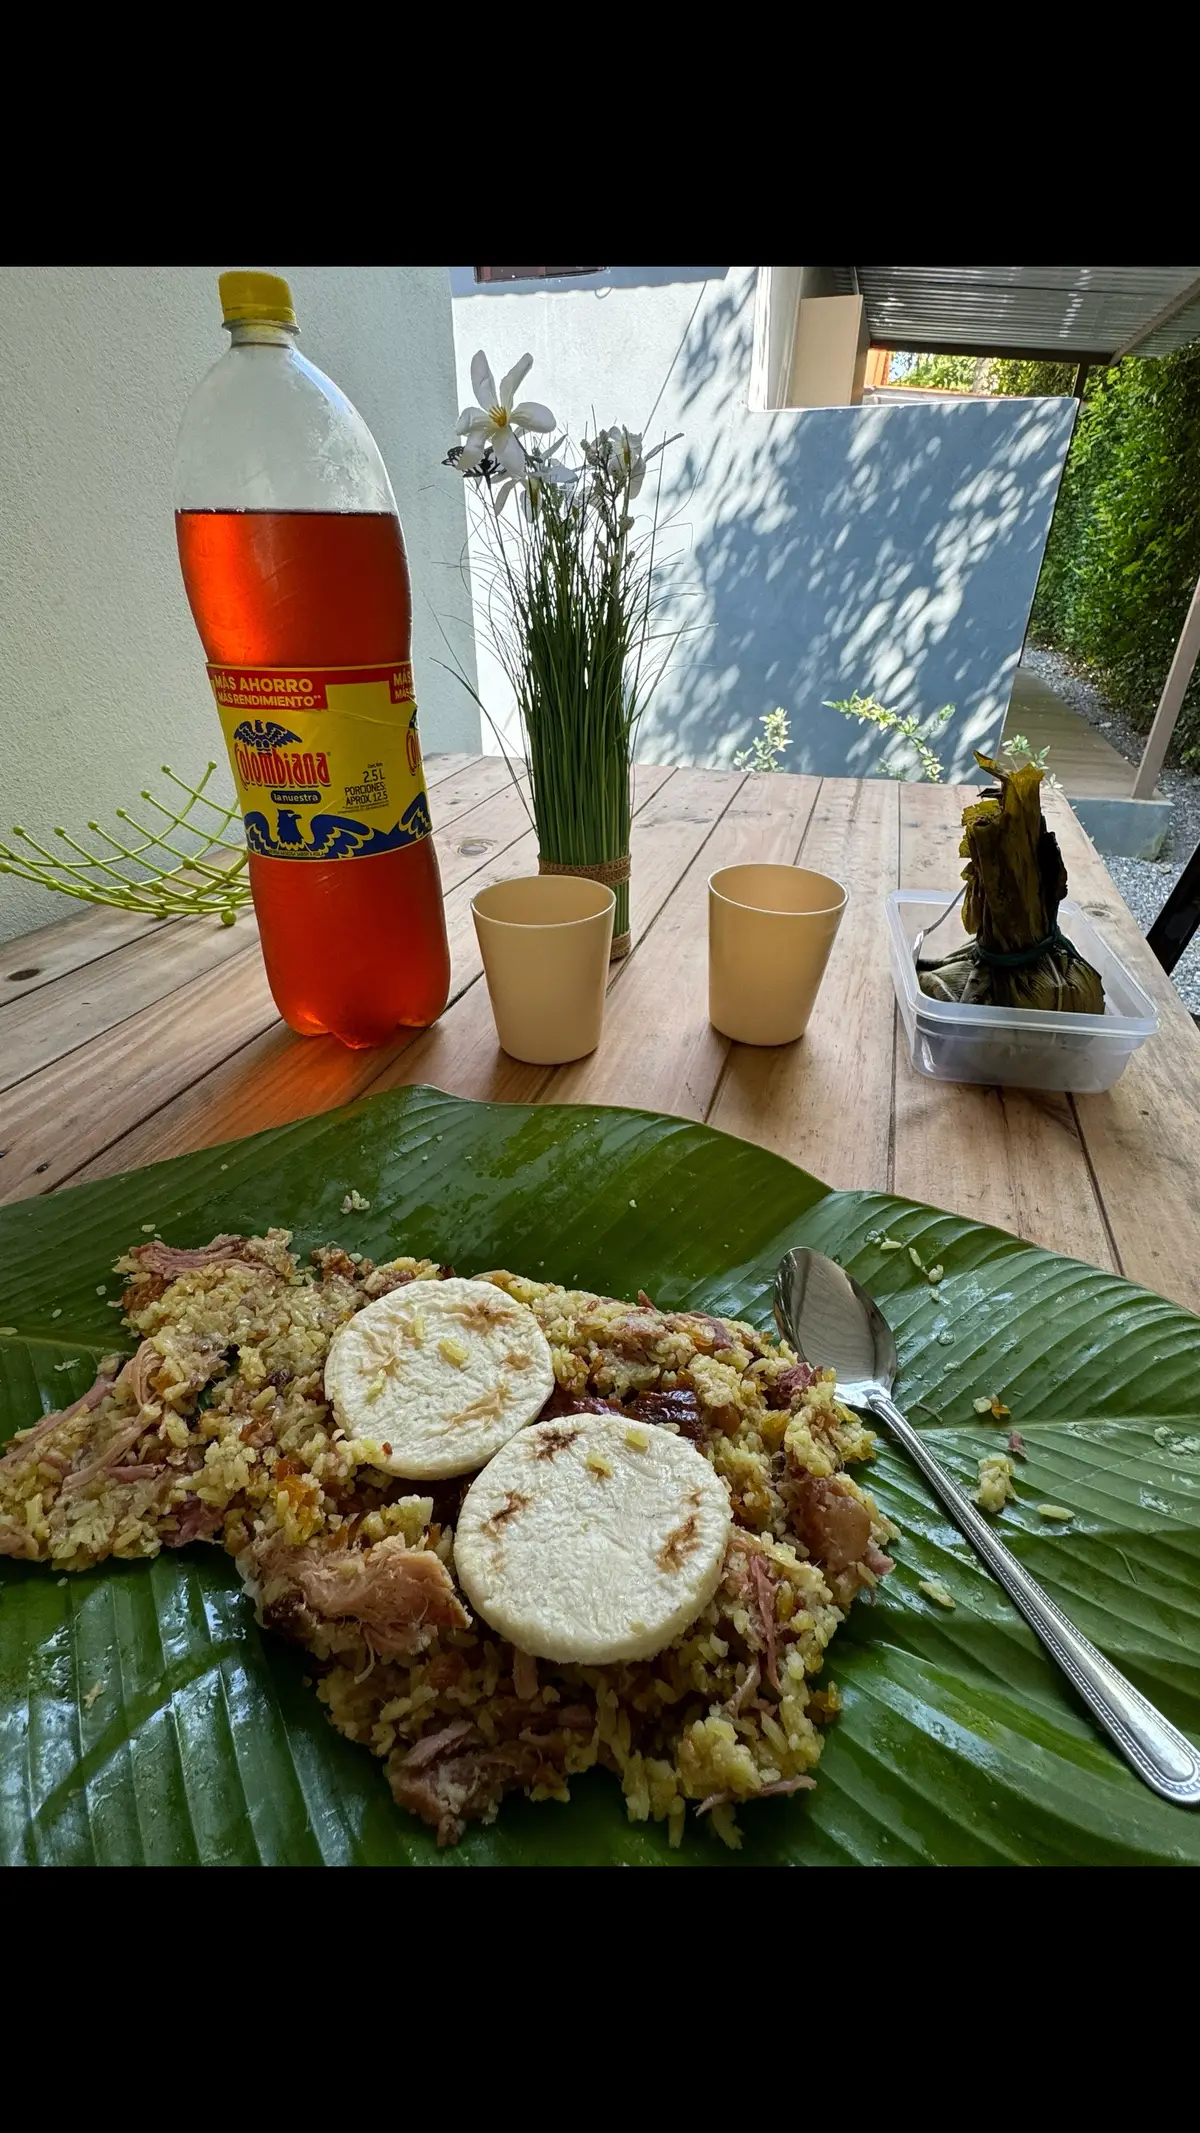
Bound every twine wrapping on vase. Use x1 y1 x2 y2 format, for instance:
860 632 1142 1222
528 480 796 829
538 852 632 958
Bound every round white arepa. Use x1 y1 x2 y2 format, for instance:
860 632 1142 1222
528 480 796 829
325 1277 555 1480
454 1413 732 1663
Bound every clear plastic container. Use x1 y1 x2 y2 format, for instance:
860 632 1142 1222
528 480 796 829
887 890 1158 1093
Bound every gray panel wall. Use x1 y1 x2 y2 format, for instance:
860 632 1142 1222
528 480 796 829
449 265 1076 781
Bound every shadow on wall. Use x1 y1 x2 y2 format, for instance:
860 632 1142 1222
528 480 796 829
638 276 1077 781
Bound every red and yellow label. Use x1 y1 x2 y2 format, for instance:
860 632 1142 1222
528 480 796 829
208 661 431 861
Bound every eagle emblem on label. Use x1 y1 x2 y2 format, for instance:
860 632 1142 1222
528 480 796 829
233 719 303 752
209 662 432 863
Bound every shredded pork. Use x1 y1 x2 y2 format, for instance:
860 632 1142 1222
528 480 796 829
127 1235 252 1279
0 1361 120 1475
788 1473 874 1574
389 1705 595 1846
246 1532 470 1658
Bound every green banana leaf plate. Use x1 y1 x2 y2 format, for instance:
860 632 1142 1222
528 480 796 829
2 1082 1198 1867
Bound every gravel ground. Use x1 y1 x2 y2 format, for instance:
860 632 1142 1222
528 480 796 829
1024 647 1200 1014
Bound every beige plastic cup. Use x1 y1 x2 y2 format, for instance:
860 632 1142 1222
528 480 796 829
472 875 616 1064
709 863 848 1045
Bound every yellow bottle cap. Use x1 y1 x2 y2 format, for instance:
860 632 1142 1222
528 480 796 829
219 270 297 329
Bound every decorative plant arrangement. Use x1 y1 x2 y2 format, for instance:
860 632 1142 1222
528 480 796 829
0 763 250 923
445 352 679 956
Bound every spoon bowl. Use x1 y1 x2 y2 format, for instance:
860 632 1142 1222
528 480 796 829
773 1247 897 1409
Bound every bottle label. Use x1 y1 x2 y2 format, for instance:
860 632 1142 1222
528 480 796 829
207 661 432 861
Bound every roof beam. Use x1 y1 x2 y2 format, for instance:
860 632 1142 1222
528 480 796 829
1109 271 1200 361
869 336 1116 363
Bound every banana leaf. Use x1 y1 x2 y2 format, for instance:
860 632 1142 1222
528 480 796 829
1 1083 1197 1868
919 755 1105 1013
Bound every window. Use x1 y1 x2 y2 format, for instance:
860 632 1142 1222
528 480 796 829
474 266 606 284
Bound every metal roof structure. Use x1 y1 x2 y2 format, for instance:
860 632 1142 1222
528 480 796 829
824 266 1200 362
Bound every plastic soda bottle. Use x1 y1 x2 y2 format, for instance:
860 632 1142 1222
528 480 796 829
173 270 451 1048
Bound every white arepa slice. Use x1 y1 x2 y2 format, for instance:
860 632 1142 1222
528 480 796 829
454 1414 732 1663
325 1277 555 1480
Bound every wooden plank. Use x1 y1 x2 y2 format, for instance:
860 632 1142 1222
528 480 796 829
0 950 278 1205
18 756 1200 1316
1044 789 1200 1310
0 909 260 1095
427 756 529 829
433 781 535 894
0 779 533 1113
1002 675 1140 800
631 762 677 813
0 760 507 1010
0 904 179 1005
60 805 542 1189
63 1017 379 1189
67 824 548 1184
626 763 677 811
622 769 745 938
546 772 820 1117
363 766 734 1110
423 753 477 787
887 784 1115 1267
363 976 555 1111
708 777 900 1191
65 767 680 1184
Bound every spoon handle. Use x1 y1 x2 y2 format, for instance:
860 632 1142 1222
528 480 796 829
868 1388 1200 1807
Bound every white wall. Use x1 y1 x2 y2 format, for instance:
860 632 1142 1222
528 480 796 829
750 267 802 411
0 265 478 942
450 265 725 758
449 266 1075 781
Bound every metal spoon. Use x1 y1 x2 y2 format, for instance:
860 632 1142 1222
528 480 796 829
912 883 965 967
774 1246 1200 1807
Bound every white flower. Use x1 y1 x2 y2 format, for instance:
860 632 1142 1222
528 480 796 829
491 450 576 518
519 456 577 518
593 424 681 500
603 424 648 497
456 352 555 477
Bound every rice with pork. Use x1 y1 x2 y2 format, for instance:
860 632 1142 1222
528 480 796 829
0 1230 896 1849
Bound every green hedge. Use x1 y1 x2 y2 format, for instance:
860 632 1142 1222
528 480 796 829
891 347 1200 766
894 352 1077 396
1022 346 1200 768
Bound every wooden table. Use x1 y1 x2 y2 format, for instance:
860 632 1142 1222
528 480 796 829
4 757 1200 1314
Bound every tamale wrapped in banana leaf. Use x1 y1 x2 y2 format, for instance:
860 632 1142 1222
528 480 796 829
918 754 1105 1013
